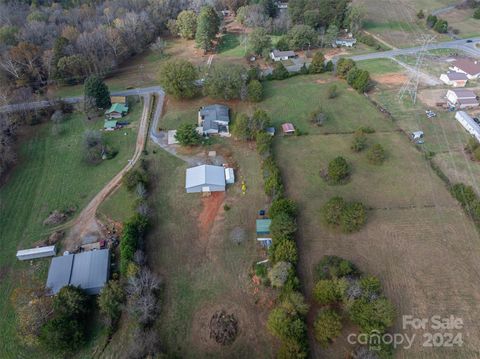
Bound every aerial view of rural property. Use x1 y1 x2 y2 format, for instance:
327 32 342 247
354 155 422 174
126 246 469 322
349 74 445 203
3 0 480 358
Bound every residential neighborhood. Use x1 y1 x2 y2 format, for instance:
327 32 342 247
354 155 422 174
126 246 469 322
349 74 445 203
2 1 480 359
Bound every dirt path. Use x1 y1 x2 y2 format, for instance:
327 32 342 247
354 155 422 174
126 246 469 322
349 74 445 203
363 30 396 50
63 94 153 251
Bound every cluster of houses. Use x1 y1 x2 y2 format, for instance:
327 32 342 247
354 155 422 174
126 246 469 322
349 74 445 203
104 96 129 131
440 58 480 87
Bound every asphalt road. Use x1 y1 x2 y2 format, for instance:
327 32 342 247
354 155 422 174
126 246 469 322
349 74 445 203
349 37 480 62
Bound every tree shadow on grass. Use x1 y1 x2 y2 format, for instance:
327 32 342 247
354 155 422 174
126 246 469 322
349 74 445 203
218 33 241 54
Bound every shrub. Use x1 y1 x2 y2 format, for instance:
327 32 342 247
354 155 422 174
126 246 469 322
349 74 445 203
314 255 359 280
247 79 263 102
309 51 325 74
325 60 334 72
268 261 293 287
433 19 448 33
336 58 356 79
277 339 308 359
321 197 367 233
98 280 125 329
321 197 346 226
349 297 396 334
359 276 382 298
269 198 297 218
327 156 350 184
351 130 367 152
158 59 198 99
256 131 272 155
367 144 386 165
466 137 479 153
313 278 346 305
175 123 203 146
262 156 284 197
39 286 89 354
417 9 425 19
123 168 148 191
426 14 438 28
267 307 307 342
327 84 338 99
474 147 480 161
270 238 298 264
270 212 297 241
281 292 309 317
347 67 370 93
450 183 477 214
475 8 480 20
339 202 367 233
120 214 148 275
314 308 342 347
309 108 327 126
272 62 290 80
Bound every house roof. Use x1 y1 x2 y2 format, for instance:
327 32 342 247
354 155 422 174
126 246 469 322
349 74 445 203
458 98 479 106
104 120 117 129
453 58 480 76
449 89 477 99
46 249 110 295
199 105 230 125
185 165 226 189
272 49 296 58
445 72 468 81
256 219 272 234
106 103 129 114
282 123 295 132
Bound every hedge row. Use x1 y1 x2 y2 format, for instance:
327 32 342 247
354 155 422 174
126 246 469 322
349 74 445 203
256 132 309 358
120 214 148 275
450 183 480 223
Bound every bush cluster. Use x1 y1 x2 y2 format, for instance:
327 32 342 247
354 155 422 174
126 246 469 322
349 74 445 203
326 156 350 184
321 196 367 233
120 214 149 275
258 129 308 357
336 58 371 93
311 256 396 356
450 183 480 222
426 14 448 33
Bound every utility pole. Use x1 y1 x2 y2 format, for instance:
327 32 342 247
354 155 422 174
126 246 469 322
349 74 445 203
398 35 436 105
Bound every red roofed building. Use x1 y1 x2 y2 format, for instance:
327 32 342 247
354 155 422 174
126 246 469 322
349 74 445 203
449 58 480 80
282 123 295 134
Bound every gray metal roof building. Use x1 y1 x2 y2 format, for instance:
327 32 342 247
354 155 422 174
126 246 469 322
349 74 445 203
46 249 110 295
198 105 230 134
185 165 226 193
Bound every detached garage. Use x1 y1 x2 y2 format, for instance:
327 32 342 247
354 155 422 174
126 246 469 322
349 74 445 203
185 165 226 193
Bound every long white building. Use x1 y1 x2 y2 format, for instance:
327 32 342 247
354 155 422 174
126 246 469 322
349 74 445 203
455 111 480 142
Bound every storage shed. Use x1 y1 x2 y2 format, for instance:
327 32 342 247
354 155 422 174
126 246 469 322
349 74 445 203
282 123 295 134
16 245 56 261
225 167 235 184
185 165 226 193
256 219 272 247
46 249 110 295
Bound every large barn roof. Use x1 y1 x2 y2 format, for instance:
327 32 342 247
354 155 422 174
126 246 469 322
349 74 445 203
185 165 226 189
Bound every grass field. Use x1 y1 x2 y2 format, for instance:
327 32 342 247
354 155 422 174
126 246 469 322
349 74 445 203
275 121 480 357
357 58 404 75
161 74 395 135
0 101 142 358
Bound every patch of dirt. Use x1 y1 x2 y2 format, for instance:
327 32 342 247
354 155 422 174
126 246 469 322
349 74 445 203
190 302 247 350
43 210 70 226
371 72 408 86
229 227 247 244
198 192 225 240
315 78 335 84
209 310 238 345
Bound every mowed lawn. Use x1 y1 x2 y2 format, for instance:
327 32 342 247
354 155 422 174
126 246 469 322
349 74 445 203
0 102 141 358
161 74 395 135
133 142 277 358
275 133 480 357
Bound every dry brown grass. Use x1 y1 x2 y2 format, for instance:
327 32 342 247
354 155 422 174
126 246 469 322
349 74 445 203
276 131 480 358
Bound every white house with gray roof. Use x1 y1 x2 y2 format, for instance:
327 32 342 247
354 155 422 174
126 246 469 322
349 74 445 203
198 105 230 135
270 49 296 61
185 165 226 193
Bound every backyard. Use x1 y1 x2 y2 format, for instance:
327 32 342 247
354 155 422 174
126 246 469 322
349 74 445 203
0 100 141 358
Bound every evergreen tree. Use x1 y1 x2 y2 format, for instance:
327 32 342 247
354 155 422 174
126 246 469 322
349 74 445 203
84 75 111 109
195 5 220 52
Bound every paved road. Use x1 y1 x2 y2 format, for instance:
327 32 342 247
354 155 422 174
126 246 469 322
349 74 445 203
349 37 480 62
0 86 163 114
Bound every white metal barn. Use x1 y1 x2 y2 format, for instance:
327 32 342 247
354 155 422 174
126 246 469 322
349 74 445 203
455 111 480 142
16 245 56 261
185 165 226 193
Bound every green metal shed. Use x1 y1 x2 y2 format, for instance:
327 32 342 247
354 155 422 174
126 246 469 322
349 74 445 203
256 219 272 235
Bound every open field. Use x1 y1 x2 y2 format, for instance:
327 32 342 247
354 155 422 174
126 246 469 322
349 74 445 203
275 129 480 358
357 58 405 75
0 102 141 358
355 0 452 47
371 85 480 195
133 141 277 358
